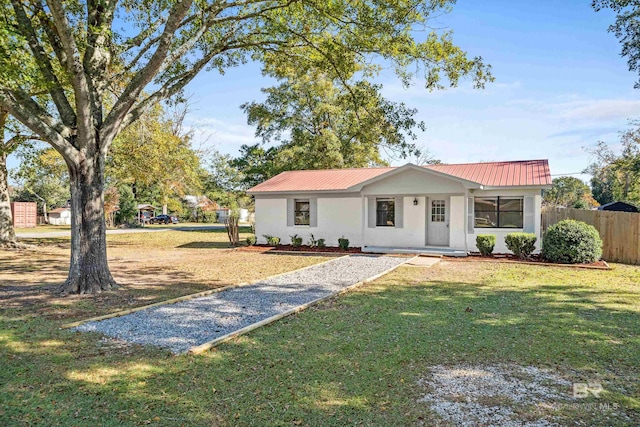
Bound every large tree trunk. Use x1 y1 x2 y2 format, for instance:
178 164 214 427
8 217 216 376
59 151 117 294
0 149 18 248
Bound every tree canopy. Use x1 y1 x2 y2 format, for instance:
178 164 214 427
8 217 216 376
585 121 640 205
543 176 598 209
240 70 426 177
593 0 640 87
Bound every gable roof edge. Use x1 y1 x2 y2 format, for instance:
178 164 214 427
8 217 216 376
347 163 484 191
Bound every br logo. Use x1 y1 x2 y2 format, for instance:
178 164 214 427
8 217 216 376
573 382 603 398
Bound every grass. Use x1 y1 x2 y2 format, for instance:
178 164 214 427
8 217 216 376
1 244 639 425
1 227 328 320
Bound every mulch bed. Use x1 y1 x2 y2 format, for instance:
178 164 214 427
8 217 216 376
459 253 611 270
241 245 362 254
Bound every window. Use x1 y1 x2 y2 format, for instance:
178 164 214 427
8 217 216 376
474 197 523 228
431 200 445 222
294 199 310 226
376 198 395 226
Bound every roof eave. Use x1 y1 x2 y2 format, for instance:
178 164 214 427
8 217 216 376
248 188 356 196
480 184 552 191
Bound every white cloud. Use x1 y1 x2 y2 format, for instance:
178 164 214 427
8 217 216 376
558 99 640 122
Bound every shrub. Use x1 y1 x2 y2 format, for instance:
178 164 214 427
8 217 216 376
476 234 496 256
505 232 537 259
542 220 603 264
309 234 326 248
338 237 349 251
246 235 257 246
290 234 303 248
263 235 281 246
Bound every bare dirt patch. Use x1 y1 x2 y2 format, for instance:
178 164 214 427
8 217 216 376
418 364 574 426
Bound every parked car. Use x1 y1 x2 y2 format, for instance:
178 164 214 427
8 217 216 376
149 214 178 224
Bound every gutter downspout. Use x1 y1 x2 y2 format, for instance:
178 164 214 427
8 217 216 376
464 189 469 254
361 193 365 250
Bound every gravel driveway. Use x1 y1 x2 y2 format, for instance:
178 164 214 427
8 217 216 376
75 255 408 353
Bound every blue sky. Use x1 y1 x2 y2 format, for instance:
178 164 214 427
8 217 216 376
181 0 638 183
9 1 638 183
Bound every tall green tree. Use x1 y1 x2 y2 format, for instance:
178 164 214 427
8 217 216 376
543 176 596 208
12 145 70 215
107 103 202 213
585 121 640 205
0 0 491 294
240 71 427 182
593 1 640 87
203 149 249 208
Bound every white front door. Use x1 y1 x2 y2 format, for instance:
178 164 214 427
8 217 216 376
427 197 450 246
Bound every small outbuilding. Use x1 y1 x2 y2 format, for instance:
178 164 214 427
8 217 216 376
48 207 72 225
597 201 638 213
137 204 157 224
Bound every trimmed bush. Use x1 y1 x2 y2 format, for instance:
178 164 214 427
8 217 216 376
476 234 496 256
316 238 326 248
263 235 281 246
542 220 603 264
338 237 349 251
290 234 303 248
505 232 537 259
246 235 257 246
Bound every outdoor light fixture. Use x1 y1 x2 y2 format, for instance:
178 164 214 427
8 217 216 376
413 198 419 206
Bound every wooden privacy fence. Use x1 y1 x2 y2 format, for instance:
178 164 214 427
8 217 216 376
541 207 640 265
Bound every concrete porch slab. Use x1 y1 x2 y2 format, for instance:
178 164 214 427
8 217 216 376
363 246 467 257
404 256 442 267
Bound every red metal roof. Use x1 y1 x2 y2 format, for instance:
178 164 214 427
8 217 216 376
248 160 551 193
427 160 551 187
248 167 394 192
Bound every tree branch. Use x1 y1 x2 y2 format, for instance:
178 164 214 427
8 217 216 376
46 0 93 149
0 90 76 161
10 0 76 127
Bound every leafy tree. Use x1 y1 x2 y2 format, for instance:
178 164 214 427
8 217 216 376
240 71 426 178
0 0 491 294
543 176 596 208
593 1 640 87
115 184 136 225
11 145 70 217
585 121 640 205
107 103 202 214
204 149 252 208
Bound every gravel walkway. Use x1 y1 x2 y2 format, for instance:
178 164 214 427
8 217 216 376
75 255 408 353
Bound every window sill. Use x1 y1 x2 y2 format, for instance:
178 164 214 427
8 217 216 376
473 228 524 231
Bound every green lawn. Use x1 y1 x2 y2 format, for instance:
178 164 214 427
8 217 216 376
1 260 638 426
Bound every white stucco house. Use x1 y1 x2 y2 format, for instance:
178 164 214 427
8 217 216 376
247 160 552 255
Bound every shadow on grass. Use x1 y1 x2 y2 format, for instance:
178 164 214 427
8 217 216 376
1 264 638 426
177 241 237 249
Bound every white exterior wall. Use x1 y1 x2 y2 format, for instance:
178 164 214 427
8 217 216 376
361 168 465 195
466 189 543 253
49 211 71 226
449 196 466 250
363 196 426 247
254 195 362 246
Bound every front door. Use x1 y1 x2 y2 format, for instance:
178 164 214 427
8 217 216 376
427 197 449 246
